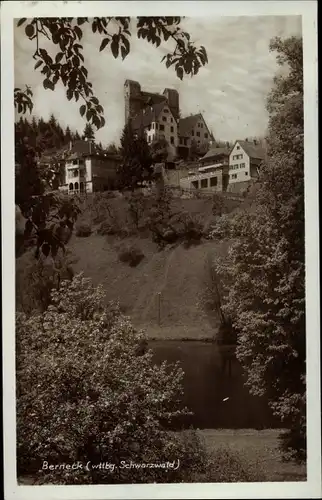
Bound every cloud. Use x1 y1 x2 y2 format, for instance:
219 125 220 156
14 15 301 144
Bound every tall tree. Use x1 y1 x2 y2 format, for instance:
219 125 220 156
14 17 208 130
117 122 153 190
217 36 305 462
82 122 95 141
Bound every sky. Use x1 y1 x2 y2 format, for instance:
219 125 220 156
14 15 302 146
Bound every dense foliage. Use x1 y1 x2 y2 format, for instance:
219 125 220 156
117 122 153 190
214 36 305 462
16 274 212 484
15 17 208 130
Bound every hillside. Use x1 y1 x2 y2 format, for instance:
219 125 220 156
69 233 229 340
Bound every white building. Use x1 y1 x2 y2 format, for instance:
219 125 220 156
57 140 120 194
229 140 265 184
131 101 178 159
180 147 230 192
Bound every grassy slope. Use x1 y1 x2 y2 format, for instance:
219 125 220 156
69 233 230 339
69 194 240 340
199 429 306 482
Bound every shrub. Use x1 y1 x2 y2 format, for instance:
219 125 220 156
97 219 130 238
207 214 232 240
118 244 145 267
75 222 92 237
16 274 210 484
126 191 148 230
212 193 225 216
16 249 76 315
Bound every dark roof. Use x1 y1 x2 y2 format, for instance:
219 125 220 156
178 114 201 137
39 140 109 163
131 101 168 130
200 147 230 161
236 140 265 160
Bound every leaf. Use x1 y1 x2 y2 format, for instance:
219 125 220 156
43 79 51 90
99 37 110 52
17 18 27 27
176 67 184 80
25 24 35 38
66 89 73 101
34 60 43 70
74 25 82 40
111 37 119 59
55 52 64 63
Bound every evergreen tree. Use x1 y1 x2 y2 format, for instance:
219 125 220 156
65 126 72 143
117 122 153 190
82 122 95 141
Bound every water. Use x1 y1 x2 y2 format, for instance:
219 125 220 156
150 340 278 429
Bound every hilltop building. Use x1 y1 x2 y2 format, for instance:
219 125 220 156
124 79 214 160
39 140 121 194
228 139 265 185
180 147 230 192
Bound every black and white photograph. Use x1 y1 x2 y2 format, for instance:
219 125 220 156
1 1 320 499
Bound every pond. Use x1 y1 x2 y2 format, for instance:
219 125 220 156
150 340 279 429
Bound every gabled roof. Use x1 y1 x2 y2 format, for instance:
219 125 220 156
178 114 200 137
178 113 212 138
200 147 230 161
131 101 173 130
39 140 106 163
235 140 266 160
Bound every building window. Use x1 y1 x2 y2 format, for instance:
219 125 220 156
192 180 199 189
171 117 173 123
159 124 164 131
152 122 154 129
170 136 174 145
200 123 203 128
162 116 167 122
232 174 237 180
201 178 208 188
156 123 159 130
196 131 200 137
191 130 194 136
237 145 240 150
240 163 245 168
80 182 84 192
210 176 218 187
171 126 174 132
164 108 169 113
72 159 78 165
69 183 74 191
245 171 248 176
74 182 79 192
205 133 208 139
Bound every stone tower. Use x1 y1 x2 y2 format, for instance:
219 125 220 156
163 88 179 120
124 80 142 123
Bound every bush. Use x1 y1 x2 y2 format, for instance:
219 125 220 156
126 192 148 230
16 249 76 315
207 214 232 240
212 193 225 216
16 274 210 484
75 222 92 237
118 244 145 267
97 219 130 238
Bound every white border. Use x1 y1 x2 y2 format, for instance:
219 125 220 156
1 2 320 499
